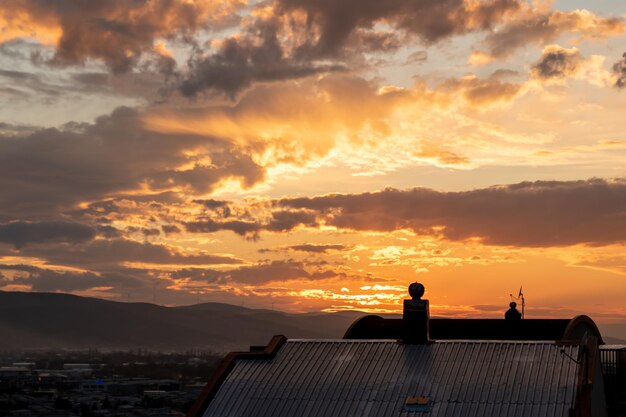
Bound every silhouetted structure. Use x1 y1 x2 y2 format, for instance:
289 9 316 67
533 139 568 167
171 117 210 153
505 301 522 320
188 283 608 417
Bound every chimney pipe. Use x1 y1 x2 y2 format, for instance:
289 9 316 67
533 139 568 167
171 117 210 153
403 282 430 344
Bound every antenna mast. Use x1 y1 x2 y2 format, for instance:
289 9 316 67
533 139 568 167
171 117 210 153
509 286 525 319
519 286 525 319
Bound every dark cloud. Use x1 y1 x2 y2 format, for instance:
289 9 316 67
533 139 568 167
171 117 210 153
479 10 625 60
279 0 518 59
179 17 343 97
3 0 244 73
161 225 181 235
1 264 146 292
184 210 318 238
258 243 349 254
0 221 95 249
531 45 581 79
171 259 340 284
185 219 261 237
266 211 318 232
96 225 123 239
179 0 520 96
278 179 626 247
287 244 349 253
0 107 264 217
613 53 626 88
193 199 232 217
480 13 559 59
17 238 242 268
193 199 230 210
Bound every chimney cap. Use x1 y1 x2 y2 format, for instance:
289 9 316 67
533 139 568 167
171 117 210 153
408 282 425 300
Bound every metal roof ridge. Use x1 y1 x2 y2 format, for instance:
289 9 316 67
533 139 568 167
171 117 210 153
286 338 571 344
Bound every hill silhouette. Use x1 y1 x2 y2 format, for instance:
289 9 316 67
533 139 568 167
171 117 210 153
0 291 363 352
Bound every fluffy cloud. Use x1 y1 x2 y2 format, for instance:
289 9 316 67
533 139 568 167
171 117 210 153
439 72 522 107
531 45 582 80
171 259 340 284
278 0 518 57
275 179 626 247
286 244 349 253
0 106 264 217
0 0 245 73
179 0 520 96
184 210 317 238
0 221 95 249
1 264 144 292
15 238 242 268
180 14 344 96
258 244 350 254
613 53 626 88
529 45 613 87
477 9 626 61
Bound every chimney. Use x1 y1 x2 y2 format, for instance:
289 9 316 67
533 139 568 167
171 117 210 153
403 282 430 344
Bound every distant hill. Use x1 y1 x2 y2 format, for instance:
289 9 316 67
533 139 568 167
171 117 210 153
0 291 364 352
2 291 624 352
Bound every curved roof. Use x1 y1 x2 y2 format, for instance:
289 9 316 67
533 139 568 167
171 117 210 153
201 340 581 417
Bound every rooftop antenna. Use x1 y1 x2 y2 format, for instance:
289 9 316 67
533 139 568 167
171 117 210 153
509 286 525 319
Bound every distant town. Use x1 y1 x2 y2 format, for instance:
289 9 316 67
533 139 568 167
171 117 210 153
0 349 222 417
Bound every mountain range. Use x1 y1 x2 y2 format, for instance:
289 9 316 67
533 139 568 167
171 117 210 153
1 291 624 352
0 291 362 352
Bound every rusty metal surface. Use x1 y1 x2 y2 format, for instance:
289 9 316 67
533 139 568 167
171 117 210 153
203 340 580 417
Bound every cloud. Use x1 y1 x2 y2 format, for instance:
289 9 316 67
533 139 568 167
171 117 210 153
171 259 343 285
259 244 350 254
531 45 582 80
184 210 318 238
277 179 626 247
17 238 242 268
0 106 265 217
278 0 518 58
0 264 146 292
286 244 349 253
529 45 613 87
439 72 522 107
613 53 626 88
147 74 417 171
478 9 626 61
177 0 521 96
405 50 427 65
179 14 344 96
0 221 95 249
1 0 246 73
414 142 471 167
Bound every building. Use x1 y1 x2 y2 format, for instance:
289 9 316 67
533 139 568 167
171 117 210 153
188 283 611 417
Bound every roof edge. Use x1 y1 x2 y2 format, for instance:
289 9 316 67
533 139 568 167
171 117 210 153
573 335 600 417
564 315 604 345
186 334 287 417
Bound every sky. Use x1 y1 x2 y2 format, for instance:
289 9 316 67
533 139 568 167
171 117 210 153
1 1 626 326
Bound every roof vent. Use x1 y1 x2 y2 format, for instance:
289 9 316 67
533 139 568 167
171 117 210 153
403 282 430 344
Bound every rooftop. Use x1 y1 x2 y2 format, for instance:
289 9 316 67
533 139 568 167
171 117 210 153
201 339 581 417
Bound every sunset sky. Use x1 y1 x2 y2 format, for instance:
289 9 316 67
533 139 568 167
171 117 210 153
1 0 626 326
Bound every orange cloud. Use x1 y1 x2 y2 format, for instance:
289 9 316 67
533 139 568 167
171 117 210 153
477 8 626 61
0 0 246 72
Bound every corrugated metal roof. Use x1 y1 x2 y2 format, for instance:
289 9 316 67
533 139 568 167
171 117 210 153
203 340 580 417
